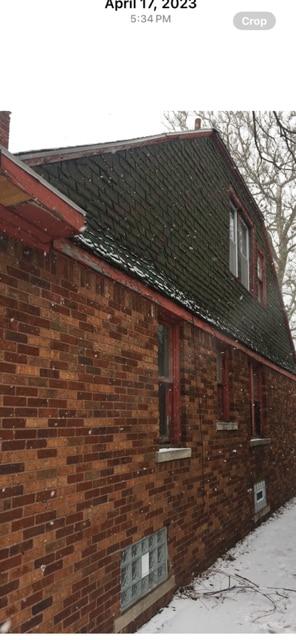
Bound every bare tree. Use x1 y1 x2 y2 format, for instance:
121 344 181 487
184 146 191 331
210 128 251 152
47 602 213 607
162 111 296 341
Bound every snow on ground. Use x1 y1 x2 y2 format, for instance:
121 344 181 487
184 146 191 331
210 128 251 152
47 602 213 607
137 497 296 634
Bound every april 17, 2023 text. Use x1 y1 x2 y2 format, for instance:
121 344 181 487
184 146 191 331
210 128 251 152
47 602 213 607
105 0 197 10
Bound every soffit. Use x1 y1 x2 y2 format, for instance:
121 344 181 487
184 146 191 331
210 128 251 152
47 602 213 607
0 147 86 251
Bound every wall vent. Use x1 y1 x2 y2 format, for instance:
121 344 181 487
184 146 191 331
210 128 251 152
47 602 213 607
254 480 267 513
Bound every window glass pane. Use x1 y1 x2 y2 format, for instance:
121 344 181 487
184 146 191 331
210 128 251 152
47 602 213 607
229 240 237 275
251 364 262 437
158 324 170 378
238 217 249 258
253 367 259 398
257 253 265 303
238 218 249 289
229 208 236 242
254 400 261 436
159 381 169 439
217 348 229 421
216 352 222 384
239 254 249 289
229 204 237 275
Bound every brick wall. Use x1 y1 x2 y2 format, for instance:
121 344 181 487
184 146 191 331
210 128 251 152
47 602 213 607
1 236 296 633
0 112 11 148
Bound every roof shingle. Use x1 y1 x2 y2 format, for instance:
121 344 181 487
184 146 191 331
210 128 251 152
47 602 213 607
19 130 296 374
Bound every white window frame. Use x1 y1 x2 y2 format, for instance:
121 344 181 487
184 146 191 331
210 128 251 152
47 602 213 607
229 201 238 277
229 200 250 290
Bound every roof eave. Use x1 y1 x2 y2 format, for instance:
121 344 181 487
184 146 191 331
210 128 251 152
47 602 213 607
0 145 86 251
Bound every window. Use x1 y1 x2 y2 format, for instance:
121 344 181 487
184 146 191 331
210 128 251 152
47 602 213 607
229 200 250 290
158 321 180 444
257 248 267 305
216 345 230 421
120 528 168 611
250 361 263 437
254 480 267 513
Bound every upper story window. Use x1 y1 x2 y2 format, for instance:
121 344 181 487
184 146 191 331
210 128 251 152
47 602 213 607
157 319 180 445
229 199 250 290
257 247 267 306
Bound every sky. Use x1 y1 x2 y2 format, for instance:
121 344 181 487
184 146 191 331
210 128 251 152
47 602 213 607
136 496 296 635
1 0 296 153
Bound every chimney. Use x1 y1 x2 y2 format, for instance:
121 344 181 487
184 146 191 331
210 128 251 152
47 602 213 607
0 111 11 149
195 117 202 130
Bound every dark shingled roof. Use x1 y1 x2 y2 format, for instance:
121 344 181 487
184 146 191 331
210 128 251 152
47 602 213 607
19 130 296 374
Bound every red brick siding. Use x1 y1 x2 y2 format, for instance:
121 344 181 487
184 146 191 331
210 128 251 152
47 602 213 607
1 236 296 633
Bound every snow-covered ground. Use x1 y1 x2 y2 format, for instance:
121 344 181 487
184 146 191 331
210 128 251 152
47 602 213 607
137 497 296 634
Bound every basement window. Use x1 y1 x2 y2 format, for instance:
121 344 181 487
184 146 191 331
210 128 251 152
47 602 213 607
120 528 168 611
